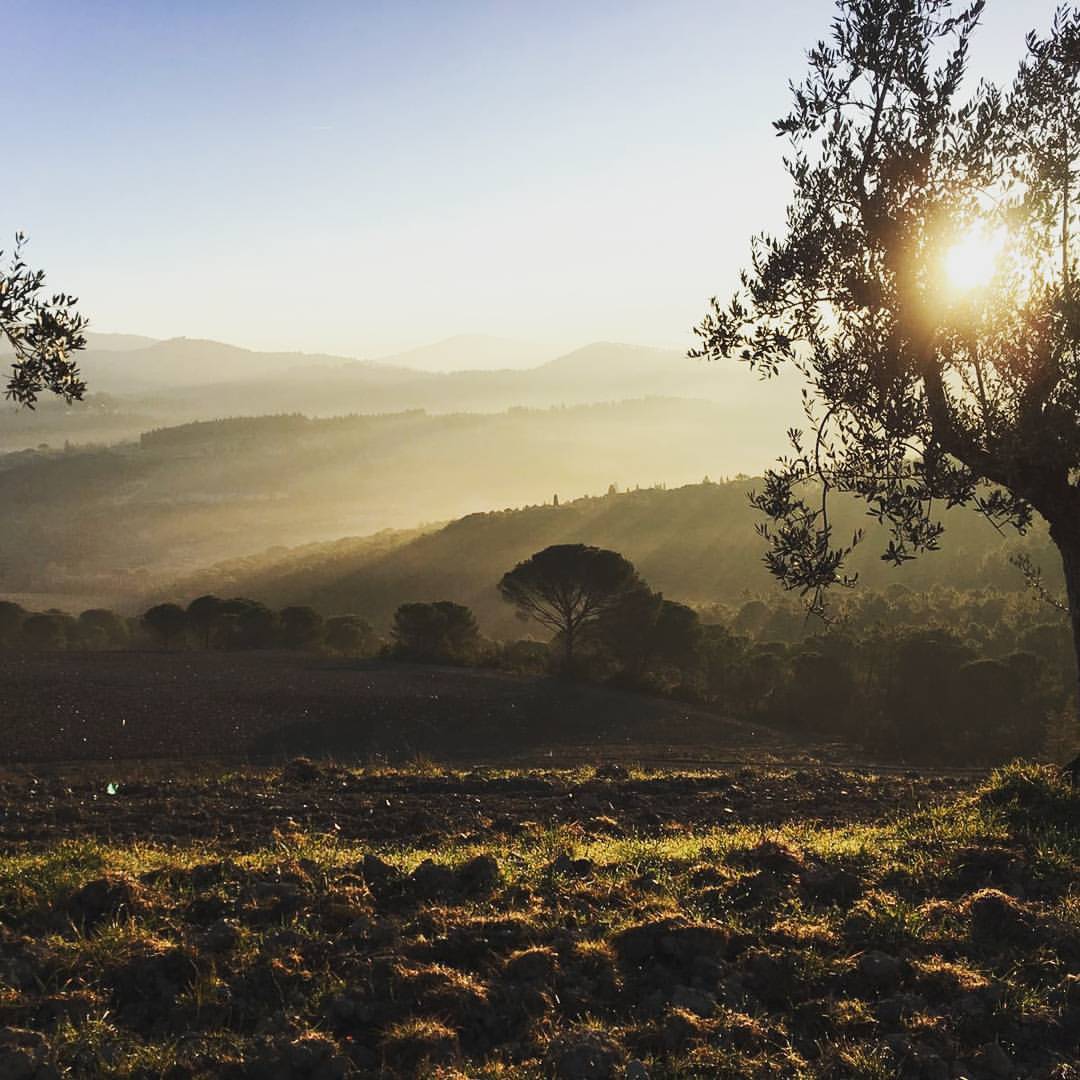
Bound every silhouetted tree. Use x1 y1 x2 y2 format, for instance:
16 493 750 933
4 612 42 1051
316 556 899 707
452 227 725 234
692 3 1080 729
324 614 377 658
780 648 856 736
594 587 703 684
733 600 768 637
2 234 88 407
593 585 663 679
186 594 226 648
498 544 642 669
0 600 26 646
22 612 70 650
391 601 480 664
142 603 188 648
77 608 128 648
217 598 275 649
650 599 704 677
949 657 1034 761
280 605 323 650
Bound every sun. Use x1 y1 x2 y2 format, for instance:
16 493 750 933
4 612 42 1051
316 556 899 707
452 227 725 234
943 225 1007 293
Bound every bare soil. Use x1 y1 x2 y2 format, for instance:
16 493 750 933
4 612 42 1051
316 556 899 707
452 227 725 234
0 650 794 766
0 760 968 851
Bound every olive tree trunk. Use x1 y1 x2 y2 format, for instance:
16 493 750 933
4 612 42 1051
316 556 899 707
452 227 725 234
1051 521 1080 735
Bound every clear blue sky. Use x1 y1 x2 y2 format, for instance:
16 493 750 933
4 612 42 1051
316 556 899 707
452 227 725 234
4 0 1062 356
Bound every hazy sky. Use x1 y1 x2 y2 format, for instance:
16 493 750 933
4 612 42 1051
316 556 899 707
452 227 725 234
4 0 1063 358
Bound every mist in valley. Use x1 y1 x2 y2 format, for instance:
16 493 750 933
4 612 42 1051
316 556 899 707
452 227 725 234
9 5 1080 1077
1 331 811 607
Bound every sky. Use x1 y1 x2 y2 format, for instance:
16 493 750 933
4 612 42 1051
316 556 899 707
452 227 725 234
3 0 1065 359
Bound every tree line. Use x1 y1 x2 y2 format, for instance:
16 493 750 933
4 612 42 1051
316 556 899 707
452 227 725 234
2 540 1071 764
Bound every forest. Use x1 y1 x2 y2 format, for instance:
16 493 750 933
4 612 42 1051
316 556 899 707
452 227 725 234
0 401 787 596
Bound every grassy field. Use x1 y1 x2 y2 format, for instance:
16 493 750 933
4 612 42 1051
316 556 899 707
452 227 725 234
0 760 1076 1077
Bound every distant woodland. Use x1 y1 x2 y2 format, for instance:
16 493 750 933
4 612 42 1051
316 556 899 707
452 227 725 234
0 338 802 450
157 480 1061 636
0 400 791 595
3 330 1074 766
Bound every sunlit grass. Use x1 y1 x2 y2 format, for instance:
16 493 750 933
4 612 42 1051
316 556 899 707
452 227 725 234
0 763 1074 1077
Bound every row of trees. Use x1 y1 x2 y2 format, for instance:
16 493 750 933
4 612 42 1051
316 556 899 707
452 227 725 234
1 595 492 665
700 621 1068 766
0 598 383 656
142 597 382 654
3 539 1071 763
0 545 703 687
494 544 1075 762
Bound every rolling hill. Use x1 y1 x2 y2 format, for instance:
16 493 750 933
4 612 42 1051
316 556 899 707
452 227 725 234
0 398 795 601
162 479 1061 639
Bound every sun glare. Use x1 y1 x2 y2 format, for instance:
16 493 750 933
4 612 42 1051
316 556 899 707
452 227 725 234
943 226 1007 293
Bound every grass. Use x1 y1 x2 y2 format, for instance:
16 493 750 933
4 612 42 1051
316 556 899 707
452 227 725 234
0 762 1075 1077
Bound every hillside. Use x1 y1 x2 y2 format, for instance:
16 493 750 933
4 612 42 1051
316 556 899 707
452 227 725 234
74 337 360 394
0 398 788 600
165 479 1062 637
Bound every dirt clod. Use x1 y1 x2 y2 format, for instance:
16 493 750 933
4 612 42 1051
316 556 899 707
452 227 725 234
67 875 143 930
544 1030 626 1080
505 947 558 984
966 888 1032 946
856 950 904 995
281 757 324 784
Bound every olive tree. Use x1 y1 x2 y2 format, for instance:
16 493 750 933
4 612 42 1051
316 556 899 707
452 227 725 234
2 234 88 407
692 1 1080 725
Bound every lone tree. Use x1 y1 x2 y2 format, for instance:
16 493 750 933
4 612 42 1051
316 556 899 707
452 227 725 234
692 2 1080 723
498 544 642 669
2 234 88 407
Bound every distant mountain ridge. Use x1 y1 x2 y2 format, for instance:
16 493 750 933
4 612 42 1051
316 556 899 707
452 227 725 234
77 336 360 393
1 335 801 453
83 332 160 352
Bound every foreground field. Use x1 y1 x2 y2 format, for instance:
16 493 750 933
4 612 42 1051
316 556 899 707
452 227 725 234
0 651 790 766
0 761 1076 1078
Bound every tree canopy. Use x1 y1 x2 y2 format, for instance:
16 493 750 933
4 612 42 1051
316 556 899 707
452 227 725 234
2 234 88 408
498 544 642 668
692 1 1080 709
142 603 188 647
391 601 481 664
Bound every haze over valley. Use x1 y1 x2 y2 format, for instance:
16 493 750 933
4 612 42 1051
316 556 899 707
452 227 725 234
9 5 1080 1077
0 334 798 450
